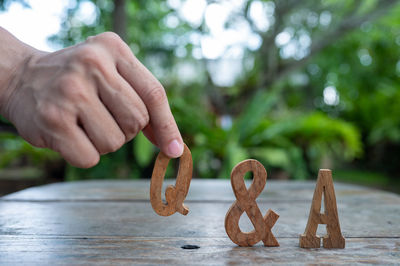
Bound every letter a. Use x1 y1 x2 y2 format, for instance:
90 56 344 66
299 169 345 248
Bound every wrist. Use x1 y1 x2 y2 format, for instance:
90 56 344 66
0 27 41 120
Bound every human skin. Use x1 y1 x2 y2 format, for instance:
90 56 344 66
0 27 184 168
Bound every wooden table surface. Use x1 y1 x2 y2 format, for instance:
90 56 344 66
0 179 399 265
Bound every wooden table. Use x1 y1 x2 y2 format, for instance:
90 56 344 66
1 179 399 265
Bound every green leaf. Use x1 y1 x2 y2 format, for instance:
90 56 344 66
250 147 291 169
234 90 279 141
134 132 154 167
218 140 248 179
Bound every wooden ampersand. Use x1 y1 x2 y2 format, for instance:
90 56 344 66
225 159 279 247
299 169 345 248
150 144 193 216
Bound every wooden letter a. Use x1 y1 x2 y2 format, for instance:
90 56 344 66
299 169 345 248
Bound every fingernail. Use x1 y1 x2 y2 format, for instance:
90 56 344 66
167 139 183 158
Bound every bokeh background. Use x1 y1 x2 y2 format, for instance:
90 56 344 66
0 0 399 194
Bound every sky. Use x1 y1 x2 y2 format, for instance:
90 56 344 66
0 0 69 51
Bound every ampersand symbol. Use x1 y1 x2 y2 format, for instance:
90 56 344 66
225 159 279 247
150 143 193 216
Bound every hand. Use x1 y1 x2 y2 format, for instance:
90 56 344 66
0 32 183 168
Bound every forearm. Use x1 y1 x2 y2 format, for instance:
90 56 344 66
0 27 37 115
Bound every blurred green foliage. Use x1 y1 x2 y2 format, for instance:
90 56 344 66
0 132 59 167
0 0 399 186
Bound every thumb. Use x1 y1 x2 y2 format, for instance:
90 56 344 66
142 124 184 158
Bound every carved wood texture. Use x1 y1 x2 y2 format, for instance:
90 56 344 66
150 144 193 216
225 159 279 247
299 169 345 248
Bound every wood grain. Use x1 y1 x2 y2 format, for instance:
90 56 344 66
1 200 399 238
5 179 398 205
300 169 346 248
150 144 193 216
1 236 398 265
225 160 279 247
1 179 399 264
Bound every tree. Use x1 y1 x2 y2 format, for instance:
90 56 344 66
1 0 399 182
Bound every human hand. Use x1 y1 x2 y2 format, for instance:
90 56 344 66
0 32 183 168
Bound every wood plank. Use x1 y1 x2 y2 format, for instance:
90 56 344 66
1 180 399 264
0 236 398 265
3 180 400 206
0 201 399 238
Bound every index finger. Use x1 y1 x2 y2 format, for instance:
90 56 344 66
116 52 184 158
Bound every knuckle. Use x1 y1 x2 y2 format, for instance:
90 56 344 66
75 46 102 67
123 113 149 140
45 136 59 153
85 35 96 43
37 104 64 128
33 133 53 150
55 135 100 168
137 112 149 131
99 32 123 43
74 45 94 58
95 32 134 60
159 120 177 135
145 85 167 106
78 154 100 168
90 32 124 48
32 136 46 148
123 123 140 138
58 75 89 102
106 132 125 153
